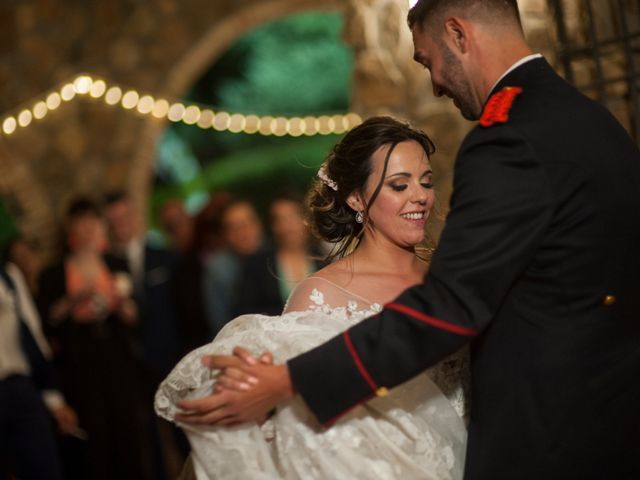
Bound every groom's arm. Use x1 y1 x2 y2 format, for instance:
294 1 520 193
288 127 554 425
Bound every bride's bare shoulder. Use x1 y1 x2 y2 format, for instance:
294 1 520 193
283 259 358 313
311 257 357 287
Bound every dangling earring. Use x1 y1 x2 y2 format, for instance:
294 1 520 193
355 211 364 224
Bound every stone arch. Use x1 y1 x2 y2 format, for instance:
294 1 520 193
128 0 346 218
0 139 57 253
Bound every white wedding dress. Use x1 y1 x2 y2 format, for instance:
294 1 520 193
155 277 469 479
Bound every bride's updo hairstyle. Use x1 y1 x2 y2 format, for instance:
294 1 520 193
307 116 435 260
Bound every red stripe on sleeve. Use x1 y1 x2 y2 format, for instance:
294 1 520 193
342 330 378 392
385 303 479 336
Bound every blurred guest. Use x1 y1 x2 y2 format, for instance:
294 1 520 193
192 192 232 257
104 191 181 380
105 191 190 480
4 237 43 296
0 261 77 480
37 198 152 480
236 193 323 315
203 198 265 336
157 198 211 354
158 199 194 254
176 192 234 347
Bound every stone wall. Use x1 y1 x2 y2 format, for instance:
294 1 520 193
551 0 640 133
0 0 343 258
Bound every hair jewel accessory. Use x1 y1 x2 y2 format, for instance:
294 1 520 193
317 164 338 191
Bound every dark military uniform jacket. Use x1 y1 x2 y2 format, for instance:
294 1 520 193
288 58 640 479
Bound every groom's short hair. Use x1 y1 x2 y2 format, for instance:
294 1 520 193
408 0 522 31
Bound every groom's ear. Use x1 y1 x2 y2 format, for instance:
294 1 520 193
444 17 469 54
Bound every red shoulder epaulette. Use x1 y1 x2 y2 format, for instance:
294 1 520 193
479 86 523 127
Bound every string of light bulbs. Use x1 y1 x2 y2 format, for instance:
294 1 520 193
0 74 363 138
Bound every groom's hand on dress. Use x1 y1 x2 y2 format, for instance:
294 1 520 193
175 353 294 426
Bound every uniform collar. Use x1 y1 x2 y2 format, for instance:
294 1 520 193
487 54 543 99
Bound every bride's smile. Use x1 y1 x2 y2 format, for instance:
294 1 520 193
400 210 427 223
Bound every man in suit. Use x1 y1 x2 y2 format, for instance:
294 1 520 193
0 262 78 480
104 191 183 379
177 1 640 478
104 192 192 478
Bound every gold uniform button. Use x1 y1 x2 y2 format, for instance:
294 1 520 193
376 387 389 397
603 295 616 307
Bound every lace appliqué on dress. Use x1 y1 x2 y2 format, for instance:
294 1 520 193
306 287 382 317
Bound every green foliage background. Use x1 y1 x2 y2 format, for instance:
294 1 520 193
153 12 353 217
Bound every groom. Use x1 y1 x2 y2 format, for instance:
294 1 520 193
178 1 640 478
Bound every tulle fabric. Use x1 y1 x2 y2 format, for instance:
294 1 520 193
156 278 468 479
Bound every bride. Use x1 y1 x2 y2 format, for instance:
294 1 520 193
155 116 469 479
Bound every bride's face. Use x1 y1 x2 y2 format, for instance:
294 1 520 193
359 140 435 248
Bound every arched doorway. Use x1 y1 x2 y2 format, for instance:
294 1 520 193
128 0 345 219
